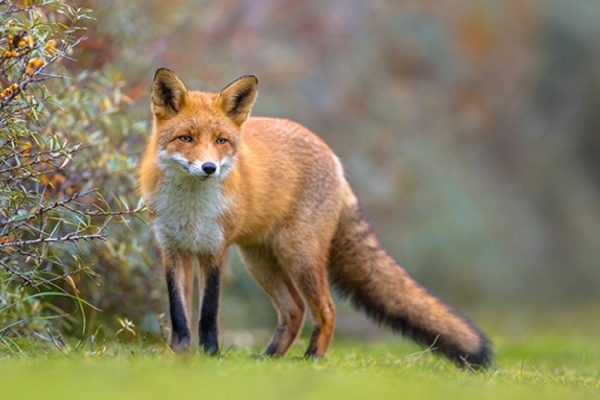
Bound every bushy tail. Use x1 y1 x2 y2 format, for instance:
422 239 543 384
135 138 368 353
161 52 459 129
328 200 492 368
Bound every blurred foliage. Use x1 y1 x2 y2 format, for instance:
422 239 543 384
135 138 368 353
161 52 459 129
4 0 600 343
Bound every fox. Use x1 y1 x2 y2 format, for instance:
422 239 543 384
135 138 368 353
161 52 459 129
139 68 492 368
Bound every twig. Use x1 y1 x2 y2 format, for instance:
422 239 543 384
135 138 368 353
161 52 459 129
0 189 100 234
406 335 439 365
28 267 87 288
0 167 53 184
1 259 86 287
0 144 86 173
458 355 478 374
0 261 36 286
44 323 67 353
0 1 37 16
0 36 88 112
59 204 137 218
0 229 107 249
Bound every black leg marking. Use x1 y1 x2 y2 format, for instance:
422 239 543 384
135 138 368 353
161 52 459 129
199 267 221 355
166 270 190 350
304 325 321 359
264 324 286 357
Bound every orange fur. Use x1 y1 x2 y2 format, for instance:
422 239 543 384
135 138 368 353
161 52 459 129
139 69 492 367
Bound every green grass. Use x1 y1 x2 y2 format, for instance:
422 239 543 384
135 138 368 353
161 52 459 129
0 330 599 400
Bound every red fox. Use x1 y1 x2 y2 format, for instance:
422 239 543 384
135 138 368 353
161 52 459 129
139 68 492 368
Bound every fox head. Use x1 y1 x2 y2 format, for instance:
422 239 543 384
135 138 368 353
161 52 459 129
150 68 258 180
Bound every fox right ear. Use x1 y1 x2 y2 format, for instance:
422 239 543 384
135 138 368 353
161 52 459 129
151 68 187 118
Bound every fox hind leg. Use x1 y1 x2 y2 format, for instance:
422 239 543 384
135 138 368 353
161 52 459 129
273 240 336 359
238 245 306 357
290 262 336 359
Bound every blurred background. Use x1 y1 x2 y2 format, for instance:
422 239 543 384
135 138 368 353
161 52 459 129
60 0 600 343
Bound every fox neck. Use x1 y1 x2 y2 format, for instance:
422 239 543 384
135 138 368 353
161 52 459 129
146 151 242 256
151 169 231 255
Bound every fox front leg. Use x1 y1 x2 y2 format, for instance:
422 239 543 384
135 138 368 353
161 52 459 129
198 264 223 355
164 253 194 352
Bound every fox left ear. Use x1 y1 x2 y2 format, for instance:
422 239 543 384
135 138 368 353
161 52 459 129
216 75 258 126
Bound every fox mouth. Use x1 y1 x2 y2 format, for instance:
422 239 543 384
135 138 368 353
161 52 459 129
166 158 214 179
182 164 212 180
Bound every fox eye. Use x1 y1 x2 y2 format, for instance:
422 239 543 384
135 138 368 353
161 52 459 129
216 137 227 145
178 135 193 143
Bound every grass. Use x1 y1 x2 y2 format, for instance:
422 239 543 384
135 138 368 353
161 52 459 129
0 328 598 400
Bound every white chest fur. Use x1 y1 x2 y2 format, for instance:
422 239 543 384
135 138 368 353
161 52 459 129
148 176 228 255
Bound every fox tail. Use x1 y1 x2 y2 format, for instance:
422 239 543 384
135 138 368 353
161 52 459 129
328 199 492 368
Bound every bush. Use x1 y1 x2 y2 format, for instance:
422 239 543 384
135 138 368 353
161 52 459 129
0 0 145 347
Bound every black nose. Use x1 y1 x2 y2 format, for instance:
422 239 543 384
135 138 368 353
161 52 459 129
202 162 217 175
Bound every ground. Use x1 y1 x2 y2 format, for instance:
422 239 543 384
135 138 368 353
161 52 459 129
1 328 598 400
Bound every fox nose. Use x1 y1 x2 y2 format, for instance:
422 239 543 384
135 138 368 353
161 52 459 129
202 162 217 175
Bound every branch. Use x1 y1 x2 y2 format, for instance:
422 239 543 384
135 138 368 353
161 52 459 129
0 230 107 249
0 1 37 16
0 189 98 230
0 261 36 286
0 36 88 114
59 204 138 219
0 166 54 185
0 144 85 174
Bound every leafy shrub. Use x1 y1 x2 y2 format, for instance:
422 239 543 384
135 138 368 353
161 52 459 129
0 0 146 346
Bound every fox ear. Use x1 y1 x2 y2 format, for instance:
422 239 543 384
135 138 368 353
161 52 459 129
216 75 258 125
151 68 187 118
